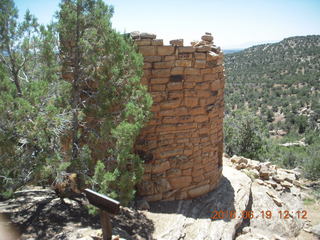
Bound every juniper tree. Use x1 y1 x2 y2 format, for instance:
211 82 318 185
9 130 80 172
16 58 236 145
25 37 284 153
58 0 152 205
0 1 71 198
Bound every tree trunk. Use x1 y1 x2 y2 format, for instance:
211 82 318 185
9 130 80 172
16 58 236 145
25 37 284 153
71 0 82 165
13 71 23 97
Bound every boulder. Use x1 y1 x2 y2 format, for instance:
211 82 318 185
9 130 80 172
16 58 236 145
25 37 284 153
248 182 304 239
169 39 183 46
236 162 247 170
201 34 213 42
247 159 261 171
272 174 286 183
140 32 156 39
259 165 270 180
231 155 248 165
280 180 293 188
130 31 140 39
311 224 320 237
144 166 252 240
277 169 296 183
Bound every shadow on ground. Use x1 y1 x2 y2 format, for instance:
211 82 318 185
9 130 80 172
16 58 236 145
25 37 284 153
148 176 235 222
0 187 154 240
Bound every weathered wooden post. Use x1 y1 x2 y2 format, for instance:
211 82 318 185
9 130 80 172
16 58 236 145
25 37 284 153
84 189 120 240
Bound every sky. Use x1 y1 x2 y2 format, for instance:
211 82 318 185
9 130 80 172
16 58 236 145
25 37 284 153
15 0 320 49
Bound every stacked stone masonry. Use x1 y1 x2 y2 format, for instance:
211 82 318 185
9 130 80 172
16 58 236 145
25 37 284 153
132 32 225 201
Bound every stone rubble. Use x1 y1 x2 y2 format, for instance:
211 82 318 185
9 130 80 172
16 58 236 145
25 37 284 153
229 155 304 195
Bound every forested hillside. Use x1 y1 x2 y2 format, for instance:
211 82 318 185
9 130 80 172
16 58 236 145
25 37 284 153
224 36 320 179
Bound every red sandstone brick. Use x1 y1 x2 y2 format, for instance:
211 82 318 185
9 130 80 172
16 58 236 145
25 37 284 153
144 56 162 62
190 107 206 115
159 109 174 116
184 97 199 107
158 133 175 141
139 46 156 56
185 75 202 82
200 137 210 143
154 61 175 69
168 91 183 99
201 68 213 74
184 89 197 97
195 53 206 59
152 39 163 46
150 92 165 103
217 58 223 66
176 123 196 130
178 115 194 123
157 124 177 132
177 159 194 170
142 174 151 181
150 77 169 84
211 65 224 73
167 82 183 91
143 126 156 134
135 39 152 46
150 105 160 112
190 138 200 143
195 82 210 90
182 168 192 176
160 99 181 109
193 175 204 183
165 55 176 61
169 176 192 189
159 148 184 158
184 82 196 89
185 68 200 75
166 168 182 178
171 67 184 74
178 53 193 60
184 149 193 156
188 184 210 198
158 46 175 56
199 98 206 106
193 156 202 163
175 132 191 138
143 69 151 78
147 119 159 126
178 46 195 53
152 69 171 77
197 90 212 98
151 84 166 91
191 132 199 138
206 96 218 105
204 73 219 81
192 168 203 178
211 80 220 91
194 115 209 123
143 62 152 69
176 138 189 144
195 45 211 52
175 60 192 67
162 116 178 124
194 60 206 68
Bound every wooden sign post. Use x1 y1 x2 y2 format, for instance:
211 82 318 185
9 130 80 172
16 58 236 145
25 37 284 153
84 189 120 240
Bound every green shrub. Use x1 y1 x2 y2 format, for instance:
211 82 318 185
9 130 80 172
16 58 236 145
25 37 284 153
224 109 268 160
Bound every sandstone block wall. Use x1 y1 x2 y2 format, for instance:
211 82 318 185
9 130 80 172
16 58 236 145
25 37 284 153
132 32 225 201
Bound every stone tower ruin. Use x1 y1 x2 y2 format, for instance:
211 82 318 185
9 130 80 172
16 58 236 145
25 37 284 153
132 32 225 201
